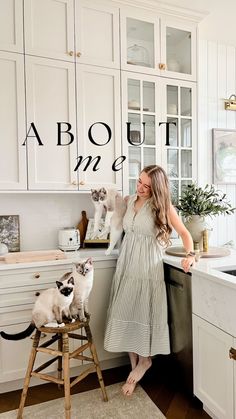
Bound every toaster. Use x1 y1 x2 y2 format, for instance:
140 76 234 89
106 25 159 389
58 227 80 251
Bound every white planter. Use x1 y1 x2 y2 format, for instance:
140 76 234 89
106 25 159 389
184 215 208 251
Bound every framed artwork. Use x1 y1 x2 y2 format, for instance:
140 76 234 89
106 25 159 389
0 215 20 252
83 218 109 247
213 128 236 184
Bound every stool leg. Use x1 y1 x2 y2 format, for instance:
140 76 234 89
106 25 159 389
84 324 108 402
17 330 41 419
58 334 62 390
62 333 71 419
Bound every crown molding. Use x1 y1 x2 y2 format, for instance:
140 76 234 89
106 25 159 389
110 0 208 23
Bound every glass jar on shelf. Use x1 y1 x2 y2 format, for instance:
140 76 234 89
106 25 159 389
127 44 150 67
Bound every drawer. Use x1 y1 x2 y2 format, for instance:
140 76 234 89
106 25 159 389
0 283 54 309
0 265 73 289
0 307 32 326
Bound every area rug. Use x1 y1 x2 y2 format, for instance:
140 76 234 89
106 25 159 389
0 383 166 419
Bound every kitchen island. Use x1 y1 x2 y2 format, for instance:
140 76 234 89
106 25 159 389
164 249 236 419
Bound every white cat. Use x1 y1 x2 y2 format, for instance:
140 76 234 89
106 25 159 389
63 258 94 322
0 277 75 340
91 188 127 255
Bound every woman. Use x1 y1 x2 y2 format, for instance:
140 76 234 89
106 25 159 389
104 165 195 396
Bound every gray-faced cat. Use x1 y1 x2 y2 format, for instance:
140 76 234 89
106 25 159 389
0 277 74 341
91 188 127 255
62 258 94 322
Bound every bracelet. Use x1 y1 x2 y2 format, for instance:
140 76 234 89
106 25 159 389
186 251 196 258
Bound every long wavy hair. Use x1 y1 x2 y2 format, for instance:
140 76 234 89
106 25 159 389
141 165 172 247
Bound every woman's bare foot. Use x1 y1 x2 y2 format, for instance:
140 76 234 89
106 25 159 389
127 356 152 384
129 352 138 370
122 381 136 396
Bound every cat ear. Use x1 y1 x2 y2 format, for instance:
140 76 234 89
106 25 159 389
91 189 96 194
68 277 74 285
100 187 106 193
86 257 93 265
56 281 63 289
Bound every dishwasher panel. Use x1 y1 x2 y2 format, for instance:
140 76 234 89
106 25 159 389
164 263 193 394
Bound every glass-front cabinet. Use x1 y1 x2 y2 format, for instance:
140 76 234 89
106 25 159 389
122 73 162 195
120 8 196 81
160 18 197 81
162 79 197 206
122 74 196 201
120 8 160 76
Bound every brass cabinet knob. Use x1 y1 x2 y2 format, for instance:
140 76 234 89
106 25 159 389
71 180 77 185
68 51 74 56
34 273 40 279
79 180 85 185
159 63 166 70
77 52 82 58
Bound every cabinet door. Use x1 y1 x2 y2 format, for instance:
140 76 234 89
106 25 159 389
160 18 197 81
0 51 27 190
75 0 120 69
161 78 197 208
76 65 122 190
193 314 234 419
0 0 23 53
121 72 162 195
26 56 78 190
24 0 75 61
120 7 160 76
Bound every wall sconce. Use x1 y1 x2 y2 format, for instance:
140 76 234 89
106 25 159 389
224 94 236 110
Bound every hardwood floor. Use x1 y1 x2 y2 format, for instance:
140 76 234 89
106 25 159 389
0 355 211 418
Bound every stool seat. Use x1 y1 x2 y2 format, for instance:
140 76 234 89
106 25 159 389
17 318 108 419
38 318 88 334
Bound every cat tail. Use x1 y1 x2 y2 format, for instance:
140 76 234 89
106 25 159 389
0 322 35 340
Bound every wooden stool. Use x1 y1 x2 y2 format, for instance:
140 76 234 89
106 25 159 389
17 319 108 419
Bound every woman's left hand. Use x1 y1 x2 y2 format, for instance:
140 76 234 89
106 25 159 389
181 256 195 273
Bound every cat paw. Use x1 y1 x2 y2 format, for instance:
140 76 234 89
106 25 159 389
105 249 111 256
71 318 75 323
58 322 65 328
85 312 91 318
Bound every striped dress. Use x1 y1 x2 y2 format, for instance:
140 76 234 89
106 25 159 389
104 194 170 357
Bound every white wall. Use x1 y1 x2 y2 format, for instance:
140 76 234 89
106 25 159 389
198 40 236 246
0 193 94 251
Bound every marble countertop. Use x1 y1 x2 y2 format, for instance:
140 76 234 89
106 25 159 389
0 248 119 271
163 249 236 288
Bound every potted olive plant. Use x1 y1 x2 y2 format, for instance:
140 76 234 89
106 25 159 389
176 183 235 248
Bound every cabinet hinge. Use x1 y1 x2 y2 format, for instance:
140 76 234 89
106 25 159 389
229 347 236 360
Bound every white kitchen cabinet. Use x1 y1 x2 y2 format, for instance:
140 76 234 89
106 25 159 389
0 258 119 390
24 0 75 62
25 56 78 190
24 0 120 68
120 7 197 81
75 0 120 69
0 51 27 190
161 78 197 205
160 17 197 81
193 314 234 419
76 65 122 190
0 0 24 53
121 72 197 197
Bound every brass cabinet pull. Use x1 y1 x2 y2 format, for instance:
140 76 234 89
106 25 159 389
34 273 40 279
159 63 166 70
68 51 74 56
79 180 85 185
71 180 77 185
77 52 82 58
229 347 236 360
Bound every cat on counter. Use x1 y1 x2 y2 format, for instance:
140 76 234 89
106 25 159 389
62 258 94 322
91 188 127 255
0 277 74 341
